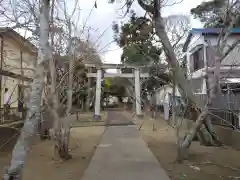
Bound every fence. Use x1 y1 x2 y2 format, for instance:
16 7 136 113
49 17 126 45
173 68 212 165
0 106 29 124
0 107 22 124
209 108 239 129
193 93 240 129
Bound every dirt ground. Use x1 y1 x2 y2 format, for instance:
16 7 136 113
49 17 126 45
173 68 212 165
0 124 104 179
131 114 240 180
2 110 240 180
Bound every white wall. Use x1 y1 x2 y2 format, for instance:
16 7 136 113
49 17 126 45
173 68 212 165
186 34 240 76
205 35 240 46
155 85 181 105
186 33 240 94
0 35 36 107
205 35 240 66
186 34 205 79
187 34 203 51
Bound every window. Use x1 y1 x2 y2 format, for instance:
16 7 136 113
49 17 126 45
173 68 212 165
192 47 204 71
206 45 217 67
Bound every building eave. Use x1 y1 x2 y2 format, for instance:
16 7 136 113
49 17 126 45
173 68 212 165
182 28 240 53
0 70 32 82
0 27 38 54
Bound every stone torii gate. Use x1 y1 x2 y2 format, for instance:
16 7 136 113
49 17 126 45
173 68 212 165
86 64 149 120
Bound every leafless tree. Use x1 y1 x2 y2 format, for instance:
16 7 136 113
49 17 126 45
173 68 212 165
43 0 101 160
135 0 240 161
3 0 51 179
164 14 190 55
1 0 104 177
110 0 240 162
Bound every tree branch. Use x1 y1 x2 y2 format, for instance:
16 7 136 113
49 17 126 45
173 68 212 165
137 0 155 13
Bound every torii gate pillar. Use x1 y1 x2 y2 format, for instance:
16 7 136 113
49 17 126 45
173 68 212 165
93 68 102 120
134 68 143 117
86 64 149 119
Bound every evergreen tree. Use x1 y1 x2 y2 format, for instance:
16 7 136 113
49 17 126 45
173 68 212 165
191 0 240 27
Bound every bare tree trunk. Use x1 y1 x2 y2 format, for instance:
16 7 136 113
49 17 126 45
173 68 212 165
86 68 92 111
49 48 63 160
57 55 74 160
46 0 68 160
136 0 222 161
3 0 50 179
39 0 56 141
154 13 221 154
153 8 210 141
172 70 176 126
67 57 73 114
51 60 72 160
50 3 74 159
172 69 182 161
154 13 197 105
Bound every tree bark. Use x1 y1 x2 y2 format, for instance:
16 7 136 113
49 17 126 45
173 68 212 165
154 12 221 151
3 0 50 179
153 9 225 156
172 69 182 161
57 55 74 160
67 56 73 114
136 0 222 160
172 70 176 126
51 10 73 160
47 0 69 160
50 63 72 161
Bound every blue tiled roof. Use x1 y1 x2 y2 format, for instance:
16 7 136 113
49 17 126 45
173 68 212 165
190 28 240 34
182 28 240 52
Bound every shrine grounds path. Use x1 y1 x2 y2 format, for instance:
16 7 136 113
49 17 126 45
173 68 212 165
81 111 170 180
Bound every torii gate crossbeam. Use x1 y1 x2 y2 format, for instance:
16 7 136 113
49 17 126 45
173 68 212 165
86 64 149 120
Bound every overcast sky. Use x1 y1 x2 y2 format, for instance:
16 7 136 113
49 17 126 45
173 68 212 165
73 0 205 65
13 0 205 66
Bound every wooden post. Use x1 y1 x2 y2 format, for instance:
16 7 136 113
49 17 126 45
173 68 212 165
93 68 102 120
86 68 91 111
134 68 142 117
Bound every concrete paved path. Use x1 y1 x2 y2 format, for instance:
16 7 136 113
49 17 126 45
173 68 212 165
105 111 135 126
81 112 170 180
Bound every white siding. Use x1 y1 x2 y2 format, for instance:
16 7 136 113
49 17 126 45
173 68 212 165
205 35 240 46
187 34 240 75
188 34 203 50
185 33 240 95
0 35 36 107
155 85 181 105
221 45 240 66
186 34 205 79
205 35 240 66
